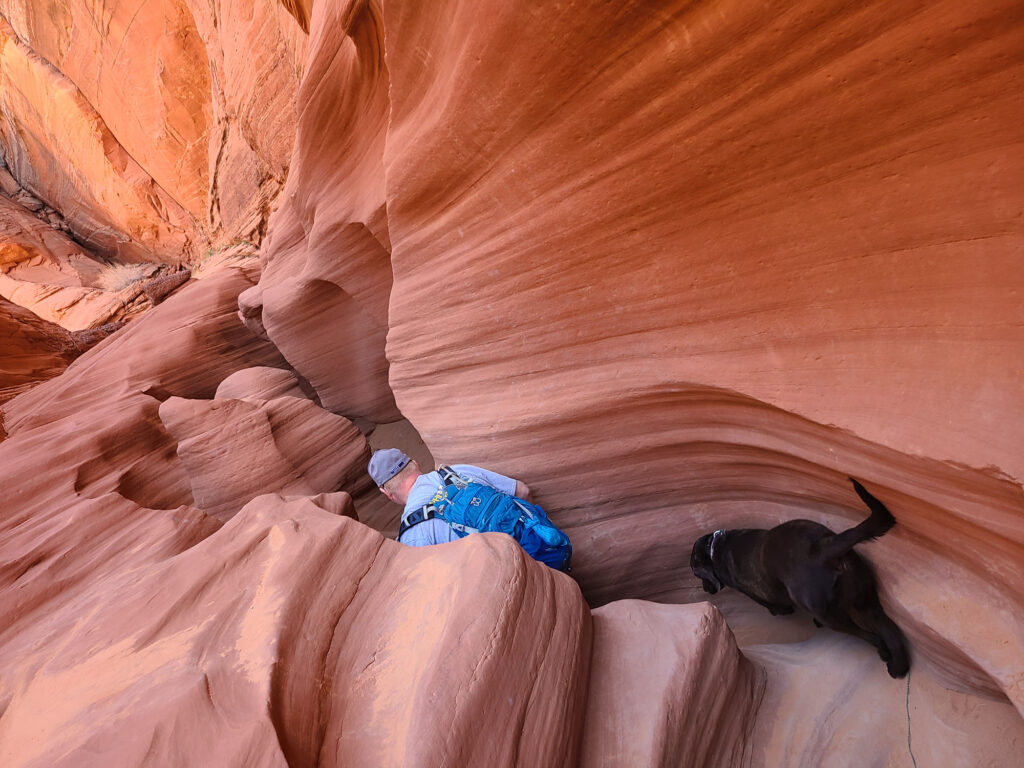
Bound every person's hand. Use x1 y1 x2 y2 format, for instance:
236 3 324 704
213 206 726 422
515 480 533 502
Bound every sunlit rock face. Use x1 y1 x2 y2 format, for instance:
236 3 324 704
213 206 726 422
0 0 1022 766
0 0 307 261
0 193 174 329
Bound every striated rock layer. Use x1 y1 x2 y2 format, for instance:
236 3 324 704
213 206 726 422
0 498 590 768
0 269 591 766
240 0 1024 688
239 0 397 424
0 295 79 403
239 0 1023 762
0 0 1022 766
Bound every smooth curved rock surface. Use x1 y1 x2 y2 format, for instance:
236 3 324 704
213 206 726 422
0 265 288 638
3 265 287 434
215 366 308 401
239 0 398 423
745 632 1024 768
380 0 1024 480
238 0 1024 713
580 600 761 768
1 0 1022 765
159 393 369 520
0 495 590 768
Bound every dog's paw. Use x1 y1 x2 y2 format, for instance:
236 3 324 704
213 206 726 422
887 660 909 679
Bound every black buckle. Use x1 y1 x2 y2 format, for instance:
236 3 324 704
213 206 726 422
398 504 440 538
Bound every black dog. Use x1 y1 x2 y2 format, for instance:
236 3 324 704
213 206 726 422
690 478 909 678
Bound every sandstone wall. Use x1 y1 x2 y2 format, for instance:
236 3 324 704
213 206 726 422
0 0 307 261
242 0 1024 704
0 268 592 767
0 294 79 403
0 0 1022 765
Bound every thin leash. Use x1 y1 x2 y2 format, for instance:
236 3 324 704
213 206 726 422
905 668 918 768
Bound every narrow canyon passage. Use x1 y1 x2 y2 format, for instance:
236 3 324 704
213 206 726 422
0 0 1021 766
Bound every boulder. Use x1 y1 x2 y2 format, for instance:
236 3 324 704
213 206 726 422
159 393 370 520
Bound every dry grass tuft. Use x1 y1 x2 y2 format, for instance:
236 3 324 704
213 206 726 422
95 262 159 292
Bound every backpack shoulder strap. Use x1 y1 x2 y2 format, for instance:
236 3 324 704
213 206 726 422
398 504 442 538
397 467 468 539
437 465 469 489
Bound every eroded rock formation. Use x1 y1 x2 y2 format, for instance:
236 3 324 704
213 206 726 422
0 294 80 403
0 0 307 261
0 0 1022 766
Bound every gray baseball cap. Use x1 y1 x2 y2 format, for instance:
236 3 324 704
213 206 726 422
368 448 411 487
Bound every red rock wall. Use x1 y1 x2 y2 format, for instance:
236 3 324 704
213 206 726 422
1 0 1023 765
244 0 1024 740
381 0 1024 482
0 268 591 767
239 0 397 423
0 1 307 261
0 294 78 402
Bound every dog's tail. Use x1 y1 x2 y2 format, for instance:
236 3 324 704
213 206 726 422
818 478 896 562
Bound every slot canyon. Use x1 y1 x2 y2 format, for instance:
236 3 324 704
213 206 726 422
0 1 1022 765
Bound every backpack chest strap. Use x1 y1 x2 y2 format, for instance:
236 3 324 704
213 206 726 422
397 467 464 539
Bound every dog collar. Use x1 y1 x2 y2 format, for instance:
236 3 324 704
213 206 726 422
709 529 725 561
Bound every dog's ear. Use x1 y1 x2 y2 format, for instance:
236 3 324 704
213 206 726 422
690 535 710 569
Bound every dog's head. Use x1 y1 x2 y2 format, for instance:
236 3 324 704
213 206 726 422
690 532 723 594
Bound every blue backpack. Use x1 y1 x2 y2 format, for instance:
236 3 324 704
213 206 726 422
399 466 572 571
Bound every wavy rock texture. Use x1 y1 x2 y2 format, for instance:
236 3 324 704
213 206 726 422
240 0 1023 762
0 294 79 403
0 268 591 763
1 0 1022 766
238 0 397 423
0 497 589 768
159 392 369 520
215 365 310 401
